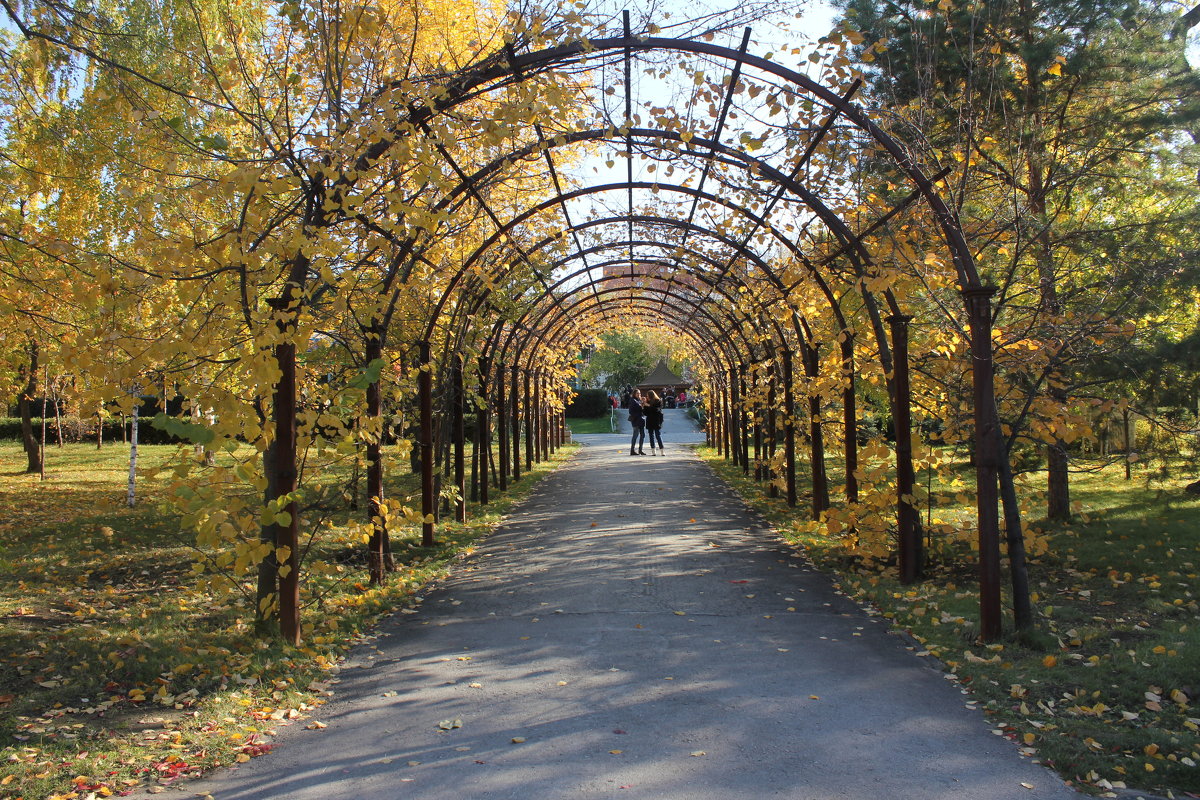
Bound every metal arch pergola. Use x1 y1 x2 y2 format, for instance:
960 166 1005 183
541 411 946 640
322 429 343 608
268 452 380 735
263 15 1022 641
419 174 925 551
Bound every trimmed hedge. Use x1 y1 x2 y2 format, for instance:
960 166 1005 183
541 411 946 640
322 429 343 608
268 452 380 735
0 416 184 445
565 388 610 418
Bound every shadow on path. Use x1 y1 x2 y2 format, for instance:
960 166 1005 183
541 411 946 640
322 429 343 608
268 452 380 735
161 420 1079 799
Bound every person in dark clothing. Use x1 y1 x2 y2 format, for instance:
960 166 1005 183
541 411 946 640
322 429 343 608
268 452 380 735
627 389 646 455
644 389 665 454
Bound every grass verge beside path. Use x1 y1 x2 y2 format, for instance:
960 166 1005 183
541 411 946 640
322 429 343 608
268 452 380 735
0 441 577 800
566 416 615 435
698 446 1200 798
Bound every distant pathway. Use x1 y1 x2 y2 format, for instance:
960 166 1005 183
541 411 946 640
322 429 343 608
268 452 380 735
167 412 1078 799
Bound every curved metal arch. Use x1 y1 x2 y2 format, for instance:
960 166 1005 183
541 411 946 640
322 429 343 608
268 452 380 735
445 212 836 377
502 273 762 375
431 185 836 406
449 251 760 387
435 210 804 365
505 254 787 369
506 275 768 376
438 273 741 413
419 125 875 345
480 298 729 386
346 32 978 298
483 251 785 364
420 176 859 365
505 35 977 287
388 28 1008 641
474 242 792 353
518 301 739 407
432 255 752 389
503 276 754 372
496 299 731 396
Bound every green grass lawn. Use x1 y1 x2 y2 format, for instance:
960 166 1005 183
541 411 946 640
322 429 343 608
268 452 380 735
0 440 576 800
701 447 1200 797
566 415 616 435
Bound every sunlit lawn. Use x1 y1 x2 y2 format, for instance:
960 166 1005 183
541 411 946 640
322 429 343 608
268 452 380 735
0 439 574 799
702 446 1200 796
566 415 617 435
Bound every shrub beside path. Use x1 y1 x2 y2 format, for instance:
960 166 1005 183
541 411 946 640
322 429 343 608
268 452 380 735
161 414 1080 799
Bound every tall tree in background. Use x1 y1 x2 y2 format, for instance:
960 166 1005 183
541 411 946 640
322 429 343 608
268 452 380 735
839 0 1200 519
581 332 659 392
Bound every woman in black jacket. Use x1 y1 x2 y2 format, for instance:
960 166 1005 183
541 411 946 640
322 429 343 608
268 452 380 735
628 389 647 455
644 390 665 454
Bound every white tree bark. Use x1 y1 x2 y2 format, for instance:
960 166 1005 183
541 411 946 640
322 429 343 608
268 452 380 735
127 403 139 507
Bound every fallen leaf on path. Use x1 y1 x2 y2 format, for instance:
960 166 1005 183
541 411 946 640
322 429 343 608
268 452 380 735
306 721 327 730
511 737 526 744
690 751 706 757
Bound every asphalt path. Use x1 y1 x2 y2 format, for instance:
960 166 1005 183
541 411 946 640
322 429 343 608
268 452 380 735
164 410 1080 799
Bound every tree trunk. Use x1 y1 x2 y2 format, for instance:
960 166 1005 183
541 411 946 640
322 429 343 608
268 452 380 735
127 403 139 507
478 359 490 505
1123 409 1133 481
365 333 387 585
39 366 48 480
255 435 281 638
1027 111 1071 520
53 379 63 447
999 439 1034 630
18 341 42 474
1046 440 1071 520
888 315 922 583
454 357 466 521
802 345 830 517
841 334 859 503
259 295 301 644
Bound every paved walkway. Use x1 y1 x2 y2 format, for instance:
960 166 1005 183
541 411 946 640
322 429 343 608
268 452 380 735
167 413 1079 799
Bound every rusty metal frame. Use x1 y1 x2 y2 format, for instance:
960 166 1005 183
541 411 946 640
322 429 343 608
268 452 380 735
337 23 1015 639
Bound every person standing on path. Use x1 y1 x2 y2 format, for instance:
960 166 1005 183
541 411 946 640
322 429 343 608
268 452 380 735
644 389 665 454
627 388 647 455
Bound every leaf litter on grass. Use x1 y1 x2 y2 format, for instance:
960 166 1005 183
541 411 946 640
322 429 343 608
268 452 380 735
1 441 577 799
